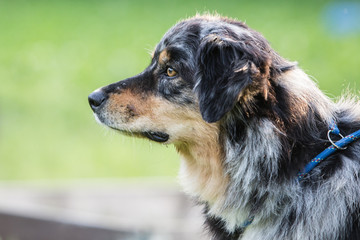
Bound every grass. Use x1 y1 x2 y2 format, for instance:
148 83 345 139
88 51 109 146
0 0 359 180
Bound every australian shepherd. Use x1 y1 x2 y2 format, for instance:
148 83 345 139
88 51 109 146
88 15 360 240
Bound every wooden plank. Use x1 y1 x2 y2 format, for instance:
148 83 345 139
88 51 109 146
0 211 147 240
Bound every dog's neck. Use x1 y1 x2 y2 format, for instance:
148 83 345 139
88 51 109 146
175 129 229 207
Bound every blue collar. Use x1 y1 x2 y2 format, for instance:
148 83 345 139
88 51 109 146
297 121 360 180
242 121 360 228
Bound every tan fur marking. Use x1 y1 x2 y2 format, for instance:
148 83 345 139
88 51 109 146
177 140 229 206
106 91 152 122
237 60 271 103
159 49 169 65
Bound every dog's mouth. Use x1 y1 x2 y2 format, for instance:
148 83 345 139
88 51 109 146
142 131 169 143
109 127 169 143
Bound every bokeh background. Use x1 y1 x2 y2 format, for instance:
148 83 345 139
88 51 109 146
1 0 359 181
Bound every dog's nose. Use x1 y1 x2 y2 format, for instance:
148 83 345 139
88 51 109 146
88 90 107 111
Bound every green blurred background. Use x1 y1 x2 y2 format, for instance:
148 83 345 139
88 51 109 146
0 0 359 180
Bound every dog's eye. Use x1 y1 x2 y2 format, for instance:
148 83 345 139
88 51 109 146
166 67 177 77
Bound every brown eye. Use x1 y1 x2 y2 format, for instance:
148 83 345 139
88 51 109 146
166 67 177 77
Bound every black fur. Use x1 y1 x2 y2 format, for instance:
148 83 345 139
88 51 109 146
196 35 254 123
204 211 244 240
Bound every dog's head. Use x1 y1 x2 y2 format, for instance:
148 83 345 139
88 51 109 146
88 15 292 144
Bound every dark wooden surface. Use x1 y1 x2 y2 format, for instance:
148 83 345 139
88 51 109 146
0 211 145 240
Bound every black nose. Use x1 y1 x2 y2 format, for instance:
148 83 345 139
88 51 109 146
88 90 107 111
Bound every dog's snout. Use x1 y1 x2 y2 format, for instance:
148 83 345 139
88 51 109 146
88 90 107 111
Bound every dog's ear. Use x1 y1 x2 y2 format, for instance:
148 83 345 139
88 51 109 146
195 34 261 123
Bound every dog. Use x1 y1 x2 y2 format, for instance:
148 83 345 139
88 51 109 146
88 14 360 240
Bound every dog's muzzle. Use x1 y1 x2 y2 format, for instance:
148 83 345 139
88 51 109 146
88 89 170 143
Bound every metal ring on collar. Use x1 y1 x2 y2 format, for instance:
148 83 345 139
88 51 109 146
327 130 347 150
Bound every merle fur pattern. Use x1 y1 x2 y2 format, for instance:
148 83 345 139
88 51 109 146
90 15 360 240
